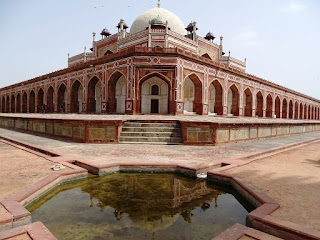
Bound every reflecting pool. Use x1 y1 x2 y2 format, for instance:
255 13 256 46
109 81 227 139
27 173 254 240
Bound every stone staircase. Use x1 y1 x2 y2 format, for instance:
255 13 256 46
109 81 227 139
119 121 183 145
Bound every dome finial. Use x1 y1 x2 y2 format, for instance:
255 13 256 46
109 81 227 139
157 0 160 8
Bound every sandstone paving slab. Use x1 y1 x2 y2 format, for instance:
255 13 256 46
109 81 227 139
223 141 320 232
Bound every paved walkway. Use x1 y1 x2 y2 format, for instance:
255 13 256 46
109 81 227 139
1 113 320 124
1 127 320 167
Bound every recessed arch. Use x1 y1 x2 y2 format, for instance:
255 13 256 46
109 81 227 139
243 88 253 117
227 84 239 116
299 103 303 119
256 91 263 117
104 50 114 56
47 86 54 113
57 83 67 113
294 101 299 119
308 105 311 120
184 73 203 114
266 94 273 118
71 80 83 113
282 98 288 119
22 92 28 113
0 96 3 113
5 95 9 113
201 53 212 60
11 95 15 113
108 71 127 113
311 106 315 120
275 96 281 118
29 90 35 113
87 76 102 113
208 80 223 115
16 93 21 113
37 88 44 113
288 100 293 119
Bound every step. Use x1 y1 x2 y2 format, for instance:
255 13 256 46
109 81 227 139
119 141 183 145
122 122 180 128
120 131 182 138
119 136 183 143
121 126 181 133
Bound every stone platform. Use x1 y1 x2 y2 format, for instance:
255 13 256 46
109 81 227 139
0 113 320 145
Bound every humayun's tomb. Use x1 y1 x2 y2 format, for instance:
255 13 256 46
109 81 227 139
0 2 320 145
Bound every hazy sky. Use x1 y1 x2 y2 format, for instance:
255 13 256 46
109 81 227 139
1 0 319 99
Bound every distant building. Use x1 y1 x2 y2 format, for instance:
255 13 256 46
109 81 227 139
0 3 319 119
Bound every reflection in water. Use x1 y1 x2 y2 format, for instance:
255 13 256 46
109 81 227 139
27 173 252 240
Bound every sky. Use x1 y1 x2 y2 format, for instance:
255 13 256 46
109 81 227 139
0 0 320 99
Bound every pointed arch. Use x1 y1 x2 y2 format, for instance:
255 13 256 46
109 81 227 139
201 53 212 60
47 86 54 113
304 104 307 119
5 96 9 113
208 80 223 115
57 83 67 113
288 100 293 119
227 84 239 116
22 92 28 113
294 101 298 119
243 88 253 117
299 103 303 119
282 98 287 119
256 91 263 117
37 88 44 113
87 76 102 113
184 73 203 114
275 96 281 118
29 90 35 113
71 80 83 113
266 94 273 118
308 105 311 120
11 94 15 113
16 93 21 113
108 71 127 113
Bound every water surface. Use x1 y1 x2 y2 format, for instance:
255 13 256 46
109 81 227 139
27 173 253 240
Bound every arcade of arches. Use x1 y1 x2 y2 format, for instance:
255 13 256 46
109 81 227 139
1 73 320 120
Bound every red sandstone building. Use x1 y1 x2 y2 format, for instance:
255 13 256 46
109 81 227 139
1 4 319 120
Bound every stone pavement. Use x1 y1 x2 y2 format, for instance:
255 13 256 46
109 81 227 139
0 127 320 167
1 113 320 124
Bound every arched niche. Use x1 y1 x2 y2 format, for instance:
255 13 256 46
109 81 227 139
87 77 102 113
71 80 83 113
108 72 127 113
208 80 223 115
141 76 169 114
184 74 202 114
227 84 239 116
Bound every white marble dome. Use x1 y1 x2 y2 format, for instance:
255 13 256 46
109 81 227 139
130 8 187 36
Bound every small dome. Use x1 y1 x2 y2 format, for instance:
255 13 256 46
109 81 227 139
117 19 129 29
101 28 111 36
151 16 166 26
205 32 215 40
130 8 187 35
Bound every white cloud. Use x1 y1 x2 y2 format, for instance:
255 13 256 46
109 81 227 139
234 31 260 46
282 3 307 13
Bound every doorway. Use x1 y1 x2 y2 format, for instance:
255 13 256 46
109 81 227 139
151 99 159 113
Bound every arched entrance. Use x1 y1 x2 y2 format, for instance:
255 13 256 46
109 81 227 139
71 81 83 113
37 88 44 113
243 88 252 117
208 80 223 115
22 92 27 113
6 96 9 113
299 103 303 119
256 91 263 117
308 105 311 120
87 77 102 113
275 96 280 118
282 99 287 119
16 93 21 113
141 76 169 114
11 95 15 113
47 86 54 113
227 84 239 116
294 102 298 119
1 96 4 113
29 91 35 113
311 106 314 120
289 100 293 119
184 74 202 114
108 72 126 113
266 94 273 118
57 84 67 113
